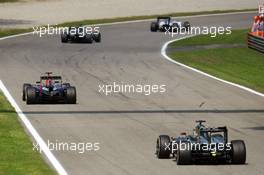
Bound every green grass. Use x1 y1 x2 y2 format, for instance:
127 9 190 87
0 0 19 3
0 28 31 38
0 93 56 175
168 29 264 93
0 0 18 2
169 29 249 47
0 8 257 38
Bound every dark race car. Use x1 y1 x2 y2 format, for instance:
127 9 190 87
61 26 101 43
22 72 76 104
156 120 246 165
150 16 190 32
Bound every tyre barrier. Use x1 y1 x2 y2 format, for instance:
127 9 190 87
247 33 264 53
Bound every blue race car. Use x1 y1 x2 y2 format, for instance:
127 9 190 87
22 72 76 104
156 120 246 165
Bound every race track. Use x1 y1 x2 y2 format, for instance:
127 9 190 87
0 12 264 175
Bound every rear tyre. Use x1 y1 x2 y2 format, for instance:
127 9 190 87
61 33 68 43
176 142 192 165
26 87 36 104
150 22 158 32
22 83 31 101
66 86 76 104
93 33 101 42
156 135 171 158
231 140 246 164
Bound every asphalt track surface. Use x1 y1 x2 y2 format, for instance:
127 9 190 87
0 12 264 175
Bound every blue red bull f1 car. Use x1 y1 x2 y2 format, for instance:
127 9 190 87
22 72 76 104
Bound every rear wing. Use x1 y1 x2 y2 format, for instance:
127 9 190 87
200 126 228 143
157 16 171 20
157 16 171 23
200 126 227 132
40 76 62 80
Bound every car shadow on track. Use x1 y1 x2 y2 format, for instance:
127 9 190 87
171 159 249 166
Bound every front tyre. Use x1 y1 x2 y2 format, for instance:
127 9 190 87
176 142 192 165
156 135 171 158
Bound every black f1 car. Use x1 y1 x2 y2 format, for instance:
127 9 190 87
22 72 76 104
61 26 101 43
150 16 190 32
156 120 246 165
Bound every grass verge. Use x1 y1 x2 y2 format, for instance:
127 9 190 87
168 29 264 93
0 92 56 174
0 28 31 38
0 8 257 38
0 0 19 3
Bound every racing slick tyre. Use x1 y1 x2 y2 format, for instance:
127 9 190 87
231 140 246 164
61 33 68 43
183 21 191 31
22 83 31 101
176 142 192 165
66 86 76 104
150 22 158 32
93 33 101 42
85 34 93 43
26 87 36 104
156 135 171 158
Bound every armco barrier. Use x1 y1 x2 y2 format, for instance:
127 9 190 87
247 33 264 53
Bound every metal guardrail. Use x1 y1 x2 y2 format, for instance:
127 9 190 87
247 33 264 53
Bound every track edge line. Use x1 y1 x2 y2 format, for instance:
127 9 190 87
161 36 264 97
0 80 68 175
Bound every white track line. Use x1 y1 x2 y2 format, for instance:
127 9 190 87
161 36 264 97
0 32 33 41
0 80 68 175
